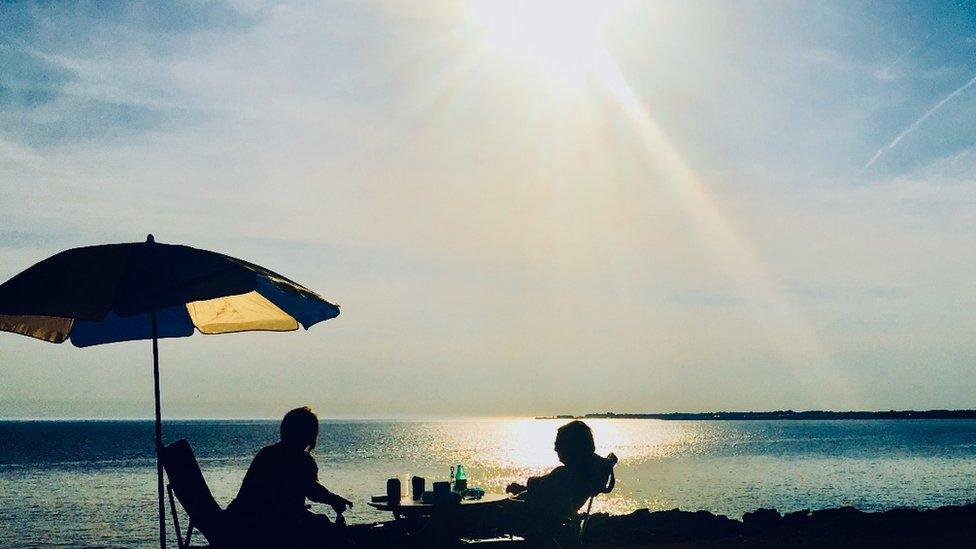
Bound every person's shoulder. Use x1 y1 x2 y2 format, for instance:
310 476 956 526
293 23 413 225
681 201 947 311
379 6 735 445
546 464 570 478
244 444 279 471
277 443 316 467
254 442 292 462
579 453 607 472
256 443 281 456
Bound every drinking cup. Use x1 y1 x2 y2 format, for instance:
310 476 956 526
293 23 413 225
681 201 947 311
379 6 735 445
386 478 401 506
412 476 425 500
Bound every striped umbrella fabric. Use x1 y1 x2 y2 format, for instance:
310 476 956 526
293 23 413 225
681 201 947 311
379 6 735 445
0 236 339 346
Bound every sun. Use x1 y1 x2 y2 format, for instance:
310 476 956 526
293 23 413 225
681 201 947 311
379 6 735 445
467 0 626 86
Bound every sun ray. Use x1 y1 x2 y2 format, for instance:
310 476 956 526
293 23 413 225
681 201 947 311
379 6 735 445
588 47 853 398
437 0 852 402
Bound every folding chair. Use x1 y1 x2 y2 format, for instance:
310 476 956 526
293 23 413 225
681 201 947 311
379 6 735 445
161 439 232 549
575 452 617 546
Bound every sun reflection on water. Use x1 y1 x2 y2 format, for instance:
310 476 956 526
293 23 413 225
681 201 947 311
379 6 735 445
440 418 728 514
6 418 976 546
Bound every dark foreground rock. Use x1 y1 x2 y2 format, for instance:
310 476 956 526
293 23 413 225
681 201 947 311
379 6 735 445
346 501 976 547
581 502 976 547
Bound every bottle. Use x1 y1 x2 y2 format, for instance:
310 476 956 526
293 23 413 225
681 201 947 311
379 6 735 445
454 463 467 493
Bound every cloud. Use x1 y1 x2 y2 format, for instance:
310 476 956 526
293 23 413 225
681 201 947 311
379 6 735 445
0 2 258 148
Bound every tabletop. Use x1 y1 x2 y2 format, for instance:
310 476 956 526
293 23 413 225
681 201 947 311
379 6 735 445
367 492 511 513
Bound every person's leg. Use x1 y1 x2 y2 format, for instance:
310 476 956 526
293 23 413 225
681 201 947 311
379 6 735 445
465 499 532 537
222 509 281 548
298 510 347 549
495 502 565 543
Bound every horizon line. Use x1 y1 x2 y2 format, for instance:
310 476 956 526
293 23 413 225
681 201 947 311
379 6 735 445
4 408 976 421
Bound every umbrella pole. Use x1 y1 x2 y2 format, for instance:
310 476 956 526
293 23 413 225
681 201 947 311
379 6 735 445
151 310 166 549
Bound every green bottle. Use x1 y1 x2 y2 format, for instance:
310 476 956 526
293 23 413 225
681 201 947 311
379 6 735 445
454 463 467 493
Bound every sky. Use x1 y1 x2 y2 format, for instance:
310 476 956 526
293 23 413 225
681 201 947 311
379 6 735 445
1 0 975 418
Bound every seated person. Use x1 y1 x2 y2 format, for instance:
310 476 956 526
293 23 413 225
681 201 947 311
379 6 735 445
459 420 614 540
505 420 613 522
226 406 353 548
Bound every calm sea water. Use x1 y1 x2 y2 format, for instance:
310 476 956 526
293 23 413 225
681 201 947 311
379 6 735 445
2 418 975 547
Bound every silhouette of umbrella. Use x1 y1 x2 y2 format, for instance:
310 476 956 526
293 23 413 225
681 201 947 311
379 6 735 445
0 235 340 549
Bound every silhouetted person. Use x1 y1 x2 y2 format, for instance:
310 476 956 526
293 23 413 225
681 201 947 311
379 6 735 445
227 406 353 548
462 421 614 541
505 420 610 521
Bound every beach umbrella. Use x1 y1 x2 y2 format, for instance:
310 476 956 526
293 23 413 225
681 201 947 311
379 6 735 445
0 235 340 549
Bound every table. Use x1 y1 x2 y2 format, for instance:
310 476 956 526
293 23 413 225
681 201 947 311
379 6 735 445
368 493 510 515
368 493 514 542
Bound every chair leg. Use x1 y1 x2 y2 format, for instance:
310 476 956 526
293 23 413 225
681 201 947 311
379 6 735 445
184 519 194 548
578 496 595 546
167 485 186 549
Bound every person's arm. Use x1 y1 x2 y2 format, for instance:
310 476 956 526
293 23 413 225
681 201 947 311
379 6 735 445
506 465 565 496
528 465 566 490
302 454 353 512
525 473 544 490
307 482 354 512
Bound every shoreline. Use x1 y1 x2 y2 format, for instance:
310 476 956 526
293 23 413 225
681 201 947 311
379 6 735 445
347 501 976 547
537 409 976 420
5 410 976 421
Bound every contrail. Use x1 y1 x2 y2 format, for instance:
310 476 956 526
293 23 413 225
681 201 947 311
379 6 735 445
865 72 976 168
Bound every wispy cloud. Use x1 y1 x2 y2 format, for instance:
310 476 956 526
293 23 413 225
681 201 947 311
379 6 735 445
865 72 976 168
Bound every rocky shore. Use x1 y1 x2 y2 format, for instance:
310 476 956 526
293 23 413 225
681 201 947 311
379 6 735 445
581 502 976 547
347 502 976 547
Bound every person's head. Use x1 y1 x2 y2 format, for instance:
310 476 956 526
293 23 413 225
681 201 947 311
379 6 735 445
280 406 319 451
554 420 595 465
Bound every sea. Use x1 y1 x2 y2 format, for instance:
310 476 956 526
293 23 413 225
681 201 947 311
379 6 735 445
2 418 975 547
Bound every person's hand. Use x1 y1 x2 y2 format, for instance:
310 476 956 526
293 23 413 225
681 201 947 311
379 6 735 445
505 482 526 495
331 495 354 513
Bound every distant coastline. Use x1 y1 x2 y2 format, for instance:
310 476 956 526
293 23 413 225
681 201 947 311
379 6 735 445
537 409 976 420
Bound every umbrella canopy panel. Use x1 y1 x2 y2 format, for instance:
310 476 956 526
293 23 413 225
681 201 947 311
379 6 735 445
0 237 340 347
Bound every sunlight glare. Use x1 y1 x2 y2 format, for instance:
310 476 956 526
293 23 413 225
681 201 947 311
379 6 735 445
457 0 847 399
468 0 626 86
589 52 851 396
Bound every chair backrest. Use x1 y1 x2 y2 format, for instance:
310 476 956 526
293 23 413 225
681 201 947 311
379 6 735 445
161 439 224 542
596 452 617 495
578 452 617 545
580 452 617 502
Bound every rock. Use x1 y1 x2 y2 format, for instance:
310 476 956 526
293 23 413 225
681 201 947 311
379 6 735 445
742 508 782 532
345 502 976 547
884 507 922 520
782 509 810 525
811 505 863 522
